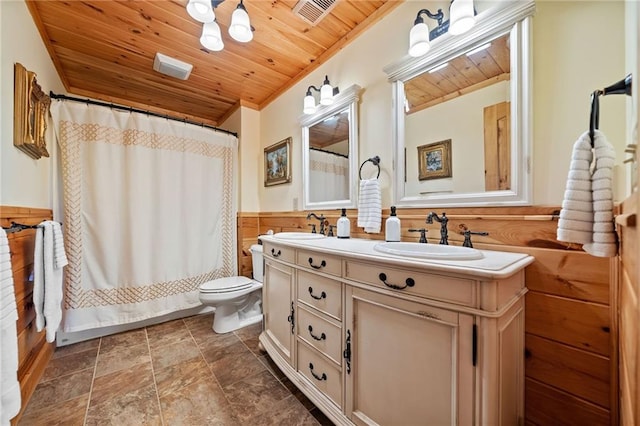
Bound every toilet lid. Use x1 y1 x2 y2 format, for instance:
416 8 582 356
199 276 255 293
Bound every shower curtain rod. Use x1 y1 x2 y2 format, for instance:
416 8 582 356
49 92 238 138
310 146 349 158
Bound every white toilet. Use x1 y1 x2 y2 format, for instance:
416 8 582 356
198 244 264 334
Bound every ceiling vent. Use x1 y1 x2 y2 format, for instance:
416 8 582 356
293 0 337 26
153 53 193 80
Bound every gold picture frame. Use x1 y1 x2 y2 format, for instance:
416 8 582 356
417 139 452 181
264 137 292 186
14 62 51 159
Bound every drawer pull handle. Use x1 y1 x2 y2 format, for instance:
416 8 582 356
287 302 295 334
271 248 281 257
308 287 327 300
309 363 327 381
308 325 326 341
308 258 326 270
344 330 352 374
378 273 415 290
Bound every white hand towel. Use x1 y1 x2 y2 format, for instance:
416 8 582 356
0 228 21 426
357 179 382 233
33 227 45 331
583 131 617 257
41 221 66 343
557 131 594 244
557 130 617 257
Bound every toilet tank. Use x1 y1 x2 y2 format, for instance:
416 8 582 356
250 244 264 282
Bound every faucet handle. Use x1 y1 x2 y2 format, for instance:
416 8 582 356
308 224 317 234
408 228 428 243
461 230 489 248
328 224 335 237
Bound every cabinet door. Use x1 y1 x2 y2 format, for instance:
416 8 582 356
345 287 475 426
263 259 295 366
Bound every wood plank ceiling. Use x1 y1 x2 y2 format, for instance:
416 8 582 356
403 32 510 114
26 0 401 126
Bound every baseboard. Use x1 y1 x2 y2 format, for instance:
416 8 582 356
56 305 215 346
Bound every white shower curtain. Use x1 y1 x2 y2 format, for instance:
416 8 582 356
309 149 349 203
50 101 237 332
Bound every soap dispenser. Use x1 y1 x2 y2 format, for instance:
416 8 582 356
385 206 401 242
337 208 350 239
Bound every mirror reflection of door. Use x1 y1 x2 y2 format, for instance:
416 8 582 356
308 110 350 203
484 101 511 190
403 32 511 196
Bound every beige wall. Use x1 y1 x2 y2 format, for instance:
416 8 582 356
533 0 625 204
258 0 626 212
0 1 65 208
1 1 627 212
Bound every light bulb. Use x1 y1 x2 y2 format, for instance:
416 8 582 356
449 0 475 36
187 0 215 23
409 22 430 57
229 3 253 42
200 21 224 51
320 83 334 106
303 95 316 114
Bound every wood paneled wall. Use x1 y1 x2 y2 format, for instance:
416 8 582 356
618 195 638 426
238 206 615 424
1 206 55 425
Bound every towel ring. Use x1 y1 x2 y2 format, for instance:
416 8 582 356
359 156 381 180
589 74 632 148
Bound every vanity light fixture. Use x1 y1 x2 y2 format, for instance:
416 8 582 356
303 75 340 114
408 0 476 58
186 0 253 52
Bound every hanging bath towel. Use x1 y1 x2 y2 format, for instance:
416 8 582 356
357 178 382 233
557 130 617 257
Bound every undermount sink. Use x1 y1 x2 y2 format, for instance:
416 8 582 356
273 232 326 240
373 242 483 260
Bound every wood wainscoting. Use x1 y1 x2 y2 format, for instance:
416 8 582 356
1 206 55 425
617 194 638 426
238 206 616 424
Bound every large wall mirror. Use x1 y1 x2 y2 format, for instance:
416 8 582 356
384 1 535 207
300 84 362 210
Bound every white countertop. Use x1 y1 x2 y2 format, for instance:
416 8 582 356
259 235 535 280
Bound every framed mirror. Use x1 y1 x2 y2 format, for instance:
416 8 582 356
384 1 535 207
300 84 362 210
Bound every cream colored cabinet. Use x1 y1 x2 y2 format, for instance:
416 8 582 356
344 286 475 425
263 258 295 366
258 236 532 426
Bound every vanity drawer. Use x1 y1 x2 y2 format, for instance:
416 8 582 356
296 249 342 277
297 305 342 365
297 270 342 321
344 260 477 307
297 341 342 408
263 242 295 264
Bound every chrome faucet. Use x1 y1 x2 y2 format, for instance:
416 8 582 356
306 212 327 235
426 212 448 245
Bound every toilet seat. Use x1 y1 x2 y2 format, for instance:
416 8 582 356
200 276 255 294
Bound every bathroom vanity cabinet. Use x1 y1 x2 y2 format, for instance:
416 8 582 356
259 236 533 426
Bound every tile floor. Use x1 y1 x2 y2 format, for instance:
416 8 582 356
19 314 333 425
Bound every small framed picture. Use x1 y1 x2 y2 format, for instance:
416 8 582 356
417 139 452 181
264 137 292 186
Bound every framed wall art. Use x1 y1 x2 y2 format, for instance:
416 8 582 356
14 62 51 159
264 137 292 186
417 139 452 181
